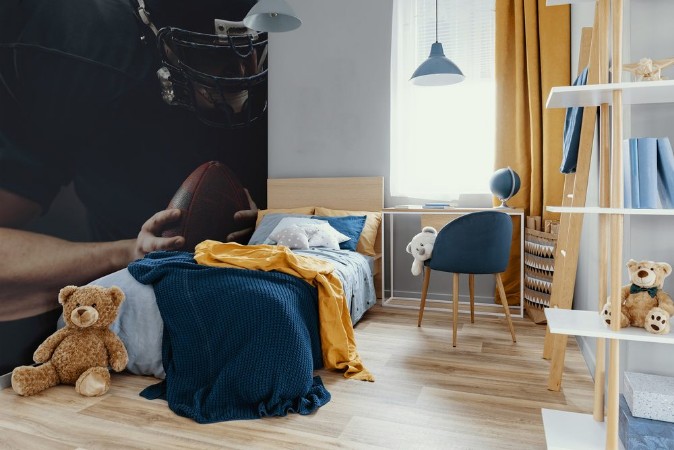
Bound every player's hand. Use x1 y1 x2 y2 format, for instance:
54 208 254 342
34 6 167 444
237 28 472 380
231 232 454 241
227 189 258 244
133 209 185 259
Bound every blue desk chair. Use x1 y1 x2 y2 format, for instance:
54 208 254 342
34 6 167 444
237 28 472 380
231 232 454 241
417 211 517 347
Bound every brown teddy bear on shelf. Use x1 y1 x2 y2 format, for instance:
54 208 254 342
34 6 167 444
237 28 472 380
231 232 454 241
11 285 128 397
601 259 674 334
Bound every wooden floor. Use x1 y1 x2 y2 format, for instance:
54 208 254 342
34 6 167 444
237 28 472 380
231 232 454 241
0 305 595 449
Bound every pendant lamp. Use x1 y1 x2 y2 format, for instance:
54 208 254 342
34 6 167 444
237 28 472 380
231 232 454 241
243 0 302 33
411 0 464 86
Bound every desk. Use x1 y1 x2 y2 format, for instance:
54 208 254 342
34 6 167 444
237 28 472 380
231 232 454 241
381 207 525 318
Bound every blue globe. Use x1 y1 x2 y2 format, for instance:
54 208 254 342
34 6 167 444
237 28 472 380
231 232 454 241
490 167 521 208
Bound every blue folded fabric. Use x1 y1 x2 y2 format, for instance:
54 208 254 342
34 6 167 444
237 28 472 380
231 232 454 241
560 67 590 174
128 251 329 423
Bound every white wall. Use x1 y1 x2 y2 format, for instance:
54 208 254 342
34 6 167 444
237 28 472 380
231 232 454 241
572 0 674 380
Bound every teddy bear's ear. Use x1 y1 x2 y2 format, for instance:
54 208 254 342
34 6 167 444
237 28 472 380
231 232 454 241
406 243 413 254
626 259 638 271
108 286 126 307
58 285 78 305
422 226 437 235
660 262 672 276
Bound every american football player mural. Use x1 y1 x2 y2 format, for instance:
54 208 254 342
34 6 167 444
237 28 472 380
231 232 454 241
0 0 268 373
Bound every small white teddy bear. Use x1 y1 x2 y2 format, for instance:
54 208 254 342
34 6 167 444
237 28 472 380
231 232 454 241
406 226 438 276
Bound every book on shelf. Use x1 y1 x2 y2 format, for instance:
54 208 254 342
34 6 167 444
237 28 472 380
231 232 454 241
623 137 674 209
636 137 659 208
422 202 452 209
623 139 635 208
657 137 674 208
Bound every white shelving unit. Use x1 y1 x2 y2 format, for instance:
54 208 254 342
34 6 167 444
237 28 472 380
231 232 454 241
547 206 674 215
540 0 666 448
546 308 674 346
542 409 619 450
546 80 674 108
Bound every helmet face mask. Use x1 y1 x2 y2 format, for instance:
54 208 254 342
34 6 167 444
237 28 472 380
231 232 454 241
155 22 268 129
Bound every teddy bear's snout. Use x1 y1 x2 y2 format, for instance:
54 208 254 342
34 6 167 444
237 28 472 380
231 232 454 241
417 248 426 256
638 270 649 278
70 306 99 328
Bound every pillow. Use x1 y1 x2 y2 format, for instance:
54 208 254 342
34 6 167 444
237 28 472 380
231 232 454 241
266 217 349 245
270 225 310 249
256 207 315 227
307 226 341 250
314 207 381 256
248 213 312 245
312 215 366 251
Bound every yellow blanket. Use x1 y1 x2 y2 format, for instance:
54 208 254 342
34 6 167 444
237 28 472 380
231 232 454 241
194 240 374 381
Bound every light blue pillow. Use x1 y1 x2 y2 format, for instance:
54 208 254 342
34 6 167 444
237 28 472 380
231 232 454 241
248 213 312 245
312 215 367 251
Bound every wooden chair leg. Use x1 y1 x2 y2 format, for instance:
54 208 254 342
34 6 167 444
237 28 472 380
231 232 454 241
496 273 516 343
453 273 459 347
418 267 432 327
469 274 475 324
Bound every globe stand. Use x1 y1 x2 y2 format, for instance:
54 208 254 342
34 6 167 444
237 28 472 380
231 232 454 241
495 198 513 209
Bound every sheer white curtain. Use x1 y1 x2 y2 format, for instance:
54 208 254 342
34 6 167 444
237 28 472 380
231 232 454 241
390 0 496 199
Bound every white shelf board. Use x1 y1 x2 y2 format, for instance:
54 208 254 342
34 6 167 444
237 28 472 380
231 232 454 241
542 409 612 450
546 0 595 5
546 80 674 108
546 206 674 215
545 308 674 344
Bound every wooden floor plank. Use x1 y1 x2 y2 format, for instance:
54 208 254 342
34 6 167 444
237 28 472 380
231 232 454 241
0 305 593 449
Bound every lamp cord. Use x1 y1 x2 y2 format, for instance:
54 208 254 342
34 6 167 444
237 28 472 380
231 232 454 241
435 0 438 43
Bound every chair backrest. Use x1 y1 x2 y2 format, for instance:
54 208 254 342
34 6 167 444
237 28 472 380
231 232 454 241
428 210 513 274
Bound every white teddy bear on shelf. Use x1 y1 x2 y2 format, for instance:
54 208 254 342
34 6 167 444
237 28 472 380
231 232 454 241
406 226 438 276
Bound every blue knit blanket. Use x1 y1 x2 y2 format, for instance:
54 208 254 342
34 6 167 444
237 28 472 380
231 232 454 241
127 251 330 423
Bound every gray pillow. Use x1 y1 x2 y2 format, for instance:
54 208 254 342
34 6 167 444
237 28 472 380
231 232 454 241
248 213 312 245
271 225 310 249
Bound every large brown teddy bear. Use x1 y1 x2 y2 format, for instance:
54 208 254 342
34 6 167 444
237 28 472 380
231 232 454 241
601 259 674 334
12 285 128 397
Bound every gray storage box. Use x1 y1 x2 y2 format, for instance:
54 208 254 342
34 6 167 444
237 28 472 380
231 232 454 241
624 371 674 423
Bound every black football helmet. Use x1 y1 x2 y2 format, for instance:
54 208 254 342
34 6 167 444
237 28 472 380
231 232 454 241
136 0 267 129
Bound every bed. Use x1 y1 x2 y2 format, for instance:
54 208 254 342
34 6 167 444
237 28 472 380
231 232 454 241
83 176 382 372
39 176 384 422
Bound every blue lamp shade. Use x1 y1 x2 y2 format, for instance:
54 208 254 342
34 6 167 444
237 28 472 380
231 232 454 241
243 0 302 33
410 42 465 86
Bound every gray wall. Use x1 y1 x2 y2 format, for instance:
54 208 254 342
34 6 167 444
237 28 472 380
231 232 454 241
572 0 674 381
267 0 392 183
268 0 500 304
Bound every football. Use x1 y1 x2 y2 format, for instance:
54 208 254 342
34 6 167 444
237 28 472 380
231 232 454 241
162 161 251 251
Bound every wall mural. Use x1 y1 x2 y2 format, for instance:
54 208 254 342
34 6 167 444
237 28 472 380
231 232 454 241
0 0 268 374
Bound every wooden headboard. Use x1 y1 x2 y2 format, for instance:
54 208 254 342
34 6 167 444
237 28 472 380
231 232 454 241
267 176 384 298
267 177 384 212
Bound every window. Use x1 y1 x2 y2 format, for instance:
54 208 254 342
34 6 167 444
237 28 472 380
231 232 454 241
391 0 496 199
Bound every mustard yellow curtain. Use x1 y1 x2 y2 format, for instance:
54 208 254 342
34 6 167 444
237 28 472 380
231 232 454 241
495 0 570 305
